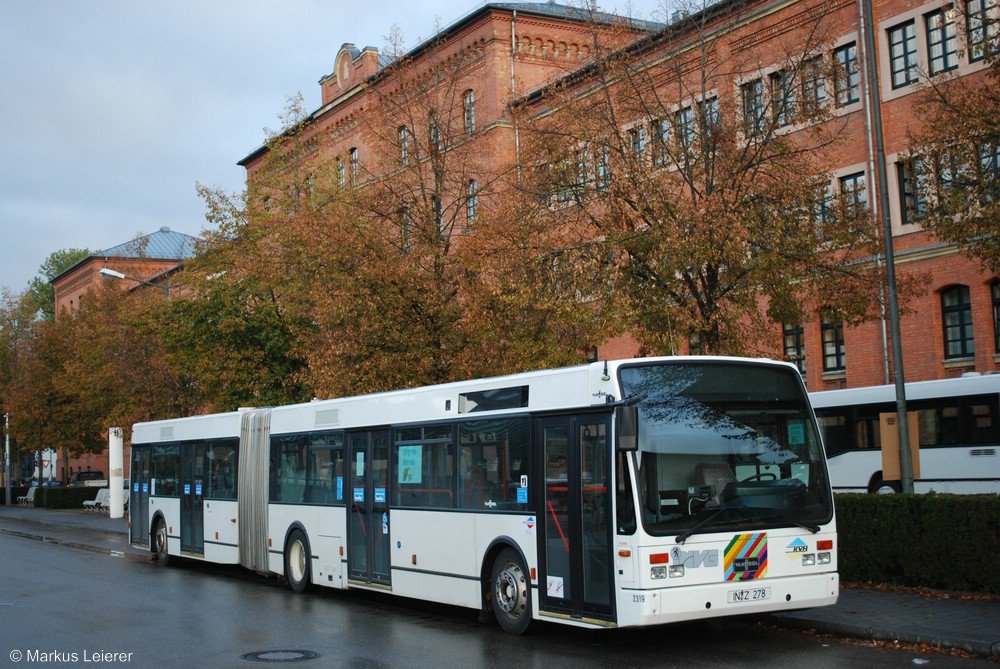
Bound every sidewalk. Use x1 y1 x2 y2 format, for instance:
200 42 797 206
1 504 997 657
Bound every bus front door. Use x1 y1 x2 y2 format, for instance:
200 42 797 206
536 414 615 623
347 430 391 586
129 446 151 546
180 442 206 554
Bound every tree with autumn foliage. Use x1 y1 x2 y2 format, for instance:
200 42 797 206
514 4 892 356
907 50 999 272
4 283 202 459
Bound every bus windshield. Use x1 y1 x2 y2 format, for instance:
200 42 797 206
619 361 833 538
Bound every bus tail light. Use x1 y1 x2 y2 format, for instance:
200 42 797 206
817 540 833 551
618 549 632 558
649 553 668 564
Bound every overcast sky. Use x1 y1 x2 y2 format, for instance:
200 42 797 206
0 0 669 293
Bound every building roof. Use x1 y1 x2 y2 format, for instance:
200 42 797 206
98 226 198 260
50 226 200 285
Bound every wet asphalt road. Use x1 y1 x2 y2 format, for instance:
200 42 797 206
0 528 989 668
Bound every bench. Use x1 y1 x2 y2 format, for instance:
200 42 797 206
83 488 110 512
16 487 36 507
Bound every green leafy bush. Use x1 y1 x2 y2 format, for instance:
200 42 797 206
836 493 1000 593
34 487 100 509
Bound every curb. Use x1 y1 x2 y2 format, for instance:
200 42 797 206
768 613 1000 658
0 511 128 539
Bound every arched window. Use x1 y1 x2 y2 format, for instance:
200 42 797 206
941 285 974 358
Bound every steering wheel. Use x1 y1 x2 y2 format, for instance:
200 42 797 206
740 472 777 482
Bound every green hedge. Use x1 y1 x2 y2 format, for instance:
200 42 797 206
34 487 100 509
836 493 1000 593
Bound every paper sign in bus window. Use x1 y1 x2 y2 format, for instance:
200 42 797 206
787 421 805 446
397 445 423 484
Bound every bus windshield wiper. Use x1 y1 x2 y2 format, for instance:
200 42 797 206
674 502 747 545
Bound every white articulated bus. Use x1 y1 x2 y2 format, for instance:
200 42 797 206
129 357 838 633
810 374 1000 494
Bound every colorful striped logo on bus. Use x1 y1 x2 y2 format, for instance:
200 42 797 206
724 533 768 581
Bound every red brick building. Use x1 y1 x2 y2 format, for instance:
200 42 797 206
240 0 998 390
49 226 198 482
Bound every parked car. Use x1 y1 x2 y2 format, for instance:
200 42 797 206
71 470 107 486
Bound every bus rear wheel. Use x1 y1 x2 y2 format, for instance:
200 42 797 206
285 529 311 593
491 548 531 635
152 518 170 566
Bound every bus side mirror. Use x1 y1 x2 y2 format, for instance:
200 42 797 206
616 405 639 452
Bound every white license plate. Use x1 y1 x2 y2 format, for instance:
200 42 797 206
727 586 771 604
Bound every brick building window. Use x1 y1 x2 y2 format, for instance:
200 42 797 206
464 90 476 134
596 144 610 190
675 106 694 148
629 125 646 158
466 179 478 227
888 20 919 88
429 116 442 154
992 281 1000 353
769 69 795 126
833 42 860 106
810 182 833 240
741 78 766 135
967 0 999 62
941 285 974 358
699 96 720 143
349 147 359 181
653 119 670 166
337 158 345 187
432 195 443 235
981 142 1000 180
821 309 846 372
689 332 703 355
897 158 928 224
398 126 410 166
783 322 806 374
839 172 868 214
925 8 959 75
400 206 412 251
801 57 827 113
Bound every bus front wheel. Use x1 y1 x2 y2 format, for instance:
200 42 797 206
285 529 311 593
152 518 170 566
491 548 531 634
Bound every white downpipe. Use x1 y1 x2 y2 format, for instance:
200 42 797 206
108 427 124 519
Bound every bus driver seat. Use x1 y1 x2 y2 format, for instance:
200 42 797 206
694 462 735 506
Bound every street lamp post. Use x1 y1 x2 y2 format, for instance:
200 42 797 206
98 267 170 297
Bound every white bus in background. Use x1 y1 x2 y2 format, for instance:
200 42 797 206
130 357 838 634
810 374 1000 494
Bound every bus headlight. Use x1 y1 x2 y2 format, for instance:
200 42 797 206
669 565 685 578
802 554 816 566
818 552 832 565
651 566 667 579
